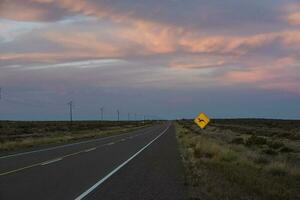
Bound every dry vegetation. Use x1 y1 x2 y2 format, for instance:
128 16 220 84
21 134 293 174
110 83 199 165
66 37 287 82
175 119 300 200
0 121 153 151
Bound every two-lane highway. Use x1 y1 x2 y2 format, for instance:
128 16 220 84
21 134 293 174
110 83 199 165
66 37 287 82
0 122 185 200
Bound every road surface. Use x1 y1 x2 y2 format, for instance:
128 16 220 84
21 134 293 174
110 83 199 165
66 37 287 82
0 122 185 200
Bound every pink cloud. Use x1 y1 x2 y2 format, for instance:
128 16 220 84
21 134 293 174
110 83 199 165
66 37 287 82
179 33 279 55
0 1 47 21
218 57 300 94
283 3 300 25
262 81 300 94
119 21 183 54
0 52 98 63
222 69 269 83
44 32 120 56
1 0 300 97
169 56 232 69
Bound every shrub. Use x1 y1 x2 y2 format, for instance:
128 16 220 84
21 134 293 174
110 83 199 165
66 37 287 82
230 137 244 144
266 162 288 176
268 141 284 149
21 128 34 134
218 150 238 162
262 148 278 155
290 133 300 140
245 135 267 146
193 140 220 159
254 155 270 165
279 146 294 153
193 144 203 158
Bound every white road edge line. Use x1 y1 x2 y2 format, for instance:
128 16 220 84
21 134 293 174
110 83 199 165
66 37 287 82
40 158 63 166
0 126 157 160
74 124 170 200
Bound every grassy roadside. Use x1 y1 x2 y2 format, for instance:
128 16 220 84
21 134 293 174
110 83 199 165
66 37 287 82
175 120 300 200
0 121 155 152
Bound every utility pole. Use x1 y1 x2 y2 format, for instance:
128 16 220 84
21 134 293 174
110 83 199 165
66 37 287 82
134 113 137 121
0 88 2 120
100 107 104 121
68 101 73 129
117 109 120 121
128 112 130 121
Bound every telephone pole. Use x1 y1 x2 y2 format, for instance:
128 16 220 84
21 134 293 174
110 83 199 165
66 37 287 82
100 107 104 121
117 109 120 121
68 101 73 129
128 112 130 121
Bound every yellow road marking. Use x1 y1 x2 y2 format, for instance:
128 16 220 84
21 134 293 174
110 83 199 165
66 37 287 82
84 147 96 152
0 130 149 176
0 163 42 176
0 147 97 176
41 158 63 166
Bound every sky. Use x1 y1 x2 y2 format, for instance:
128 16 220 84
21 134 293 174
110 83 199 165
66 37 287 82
0 0 300 120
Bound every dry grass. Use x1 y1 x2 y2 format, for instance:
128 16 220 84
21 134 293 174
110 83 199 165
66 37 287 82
266 161 289 176
0 121 154 151
175 120 300 200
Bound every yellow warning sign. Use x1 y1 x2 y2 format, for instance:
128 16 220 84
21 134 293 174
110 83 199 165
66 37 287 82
194 112 210 129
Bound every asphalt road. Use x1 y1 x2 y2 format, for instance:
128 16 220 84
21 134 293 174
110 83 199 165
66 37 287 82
0 122 185 200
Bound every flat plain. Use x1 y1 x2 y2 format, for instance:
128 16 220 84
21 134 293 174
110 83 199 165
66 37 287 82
0 121 153 152
176 119 300 200
1 119 299 200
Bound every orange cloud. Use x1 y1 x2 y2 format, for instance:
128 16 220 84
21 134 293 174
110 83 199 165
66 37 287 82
221 56 296 82
287 13 300 25
0 0 184 55
44 32 120 57
262 81 300 94
179 33 279 55
0 0 130 22
0 51 101 63
0 1 48 21
3 0 300 58
224 69 300 94
119 21 183 54
169 56 231 69
47 28 300 57
284 3 300 25
280 31 300 48
31 0 139 23
222 69 269 83
179 36 226 54
217 56 299 94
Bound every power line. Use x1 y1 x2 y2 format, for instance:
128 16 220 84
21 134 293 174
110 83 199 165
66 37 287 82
0 88 163 121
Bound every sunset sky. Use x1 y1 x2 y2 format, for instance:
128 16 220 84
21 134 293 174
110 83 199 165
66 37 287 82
0 0 300 120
